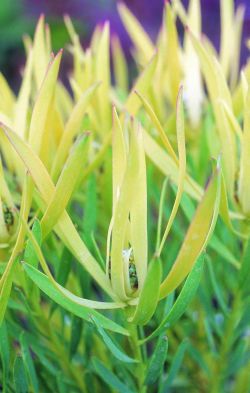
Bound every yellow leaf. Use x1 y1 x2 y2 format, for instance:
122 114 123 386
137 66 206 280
189 30 236 199
51 81 100 181
157 87 186 257
41 134 90 237
164 2 182 106
28 50 62 157
22 218 125 310
112 107 127 210
33 14 50 88
117 2 154 65
14 48 33 139
0 123 115 299
125 53 158 116
239 87 250 215
110 121 141 300
220 0 234 78
0 73 15 117
112 35 128 92
95 22 111 132
135 90 178 164
142 127 203 201
130 122 148 290
160 165 221 299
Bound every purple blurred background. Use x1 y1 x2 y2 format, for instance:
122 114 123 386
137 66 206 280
1 0 250 89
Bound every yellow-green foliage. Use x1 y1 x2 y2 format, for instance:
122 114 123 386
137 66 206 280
0 2 249 392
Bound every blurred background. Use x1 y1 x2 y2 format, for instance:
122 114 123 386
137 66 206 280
1 0 250 91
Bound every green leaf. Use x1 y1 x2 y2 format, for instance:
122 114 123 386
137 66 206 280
20 332 39 393
0 257 18 326
13 356 29 393
129 259 162 325
239 240 250 295
83 173 97 236
163 339 189 390
91 315 137 363
22 263 129 335
23 218 42 268
144 334 168 385
69 316 83 359
207 257 229 314
0 321 9 392
142 254 204 343
92 357 135 393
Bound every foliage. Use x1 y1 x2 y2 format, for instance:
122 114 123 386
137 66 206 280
0 1 249 392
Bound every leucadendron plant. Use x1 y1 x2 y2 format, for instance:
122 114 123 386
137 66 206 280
0 1 249 392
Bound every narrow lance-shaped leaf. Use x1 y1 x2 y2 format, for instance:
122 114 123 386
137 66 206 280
142 127 203 201
23 264 128 335
144 334 168 385
142 254 205 343
95 22 111 132
157 86 186 257
51 81 100 181
0 244 22 325
117 2 154 65
230 6 245 89
239 86 250 216
125 53 158 116
163 340 189 389
112 35 129 92
134 90 178 164
33 14 50 88
69 316 83 359
112 107 127 210
92 357 135 393
219 100 243 142
14 47 33 139
0 124 115 299
41 133 90 237
188 29 236 199
110 122 141 300
28 50 62 157
23 218 42 303
160 163 221 299
13 356 29 393
0 73 15 116
20 332 39 393
164 2 182 106
91 315 137 363
130 122 148 289
22 218 124 310
128 258 162 325
0 321 10 392
220 0 234 78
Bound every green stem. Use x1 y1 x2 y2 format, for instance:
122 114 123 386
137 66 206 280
127 322 147 393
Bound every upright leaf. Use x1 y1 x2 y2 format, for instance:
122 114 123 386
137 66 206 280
129 259 162 325
160 166 221 298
